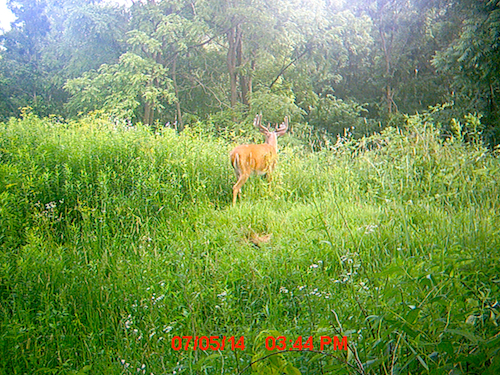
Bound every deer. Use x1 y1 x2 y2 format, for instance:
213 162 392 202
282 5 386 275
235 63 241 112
230 114 289 205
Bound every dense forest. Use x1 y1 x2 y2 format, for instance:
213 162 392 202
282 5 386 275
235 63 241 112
1 0 499 143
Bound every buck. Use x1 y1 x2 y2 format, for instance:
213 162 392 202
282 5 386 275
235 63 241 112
230 114 289 205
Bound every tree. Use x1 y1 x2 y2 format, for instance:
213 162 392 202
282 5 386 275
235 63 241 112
65 52 176 121
0 0 51 117
198 0 307 112
344 0 451 117
432 0 500 143
44 0 127 81
66 0 209 125
0 0 126 119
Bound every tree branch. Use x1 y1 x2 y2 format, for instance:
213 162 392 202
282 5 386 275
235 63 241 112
269 46 310 89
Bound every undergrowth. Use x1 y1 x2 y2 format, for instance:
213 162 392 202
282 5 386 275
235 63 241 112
0 111 499 374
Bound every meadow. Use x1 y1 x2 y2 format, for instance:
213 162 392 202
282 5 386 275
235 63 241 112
1 110 499 374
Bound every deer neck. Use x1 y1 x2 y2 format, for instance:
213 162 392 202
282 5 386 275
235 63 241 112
265 133 279 152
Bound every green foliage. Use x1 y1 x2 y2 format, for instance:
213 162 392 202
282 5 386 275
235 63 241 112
2 0 500 141
44 1 127 81
350 112 496 207
65 52 176 121
303 93 368 137
1 112 499 374
431 0 500 144
0 0 125 120
249 87 305 124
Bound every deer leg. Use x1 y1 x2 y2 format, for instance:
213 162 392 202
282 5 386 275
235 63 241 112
232 173 249 205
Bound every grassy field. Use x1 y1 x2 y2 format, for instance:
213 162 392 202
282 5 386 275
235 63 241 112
1 111 499 374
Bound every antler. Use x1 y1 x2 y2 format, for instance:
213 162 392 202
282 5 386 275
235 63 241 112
254 113 270 134
275 116 288 136
254 114 289 136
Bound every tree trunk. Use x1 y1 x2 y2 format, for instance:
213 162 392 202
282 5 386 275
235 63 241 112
172 54 183 130
227 27 238 108
236 28 250 106
379 26 396 114
143 100 154 125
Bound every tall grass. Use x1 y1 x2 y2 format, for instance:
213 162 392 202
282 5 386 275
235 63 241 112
1 111 499 374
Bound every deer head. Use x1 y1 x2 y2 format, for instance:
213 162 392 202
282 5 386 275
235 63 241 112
229 114 289 205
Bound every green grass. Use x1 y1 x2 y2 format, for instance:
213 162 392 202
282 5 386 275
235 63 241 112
1 111 499 374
